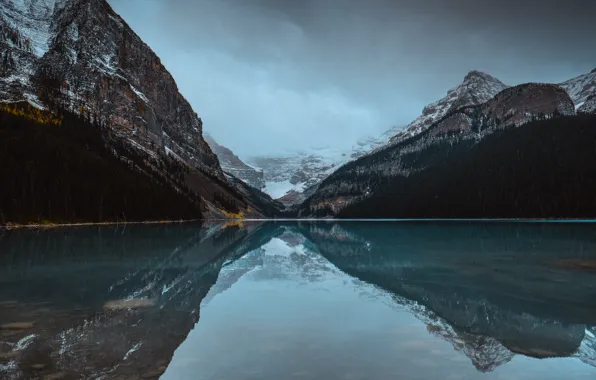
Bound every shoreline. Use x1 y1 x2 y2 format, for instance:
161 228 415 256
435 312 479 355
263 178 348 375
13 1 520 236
0 219 204 230
2 217 596 230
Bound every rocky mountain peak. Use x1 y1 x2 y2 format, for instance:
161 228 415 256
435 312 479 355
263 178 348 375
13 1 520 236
463 70 500 84
390 70 508 143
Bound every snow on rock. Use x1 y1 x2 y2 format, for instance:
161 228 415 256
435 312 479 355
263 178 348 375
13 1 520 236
129 84 149 104
246 125 405 202
560 69 596 112
264 180 293 199
247 149 345 201
0 0 58 56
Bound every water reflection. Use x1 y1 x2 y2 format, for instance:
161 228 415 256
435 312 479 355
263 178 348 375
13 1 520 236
0 221 595 379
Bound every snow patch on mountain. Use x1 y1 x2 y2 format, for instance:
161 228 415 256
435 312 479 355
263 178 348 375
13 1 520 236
247 124 404 201
560 70 596 105
0 0 58 56
560 69 596 114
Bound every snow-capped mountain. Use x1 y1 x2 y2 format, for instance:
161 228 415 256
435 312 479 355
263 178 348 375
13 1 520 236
246 124 404 204
388 70 509 144
247 150 346 202
0 0 280 218
560 68 596 113
204 133 265 190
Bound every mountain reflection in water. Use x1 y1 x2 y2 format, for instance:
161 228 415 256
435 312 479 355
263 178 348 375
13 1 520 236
0 221 595 380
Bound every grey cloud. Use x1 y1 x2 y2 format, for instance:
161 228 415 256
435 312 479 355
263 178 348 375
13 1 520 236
109 0 596 157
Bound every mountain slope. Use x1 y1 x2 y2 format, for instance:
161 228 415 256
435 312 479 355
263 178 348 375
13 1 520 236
2 0 219 172
0 102 204 224
560 68 596 113
339 114 596 218
204 134 265 190
0 0 279 219
299 83 577 217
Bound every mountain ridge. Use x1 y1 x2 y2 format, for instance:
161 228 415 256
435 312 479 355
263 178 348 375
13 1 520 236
299 82 577 217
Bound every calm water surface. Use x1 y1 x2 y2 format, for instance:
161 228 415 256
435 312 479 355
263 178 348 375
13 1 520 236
0 221 595 380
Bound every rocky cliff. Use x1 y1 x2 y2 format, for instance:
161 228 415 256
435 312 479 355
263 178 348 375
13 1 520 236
0 0 280 218
1 0 219 172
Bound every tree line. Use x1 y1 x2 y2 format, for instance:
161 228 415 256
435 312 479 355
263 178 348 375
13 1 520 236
0 102 204 224
339 114 596 219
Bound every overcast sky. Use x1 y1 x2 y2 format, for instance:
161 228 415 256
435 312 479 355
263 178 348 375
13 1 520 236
108 0 596 157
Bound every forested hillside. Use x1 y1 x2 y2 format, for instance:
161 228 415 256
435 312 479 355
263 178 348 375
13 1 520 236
0 102 204 224
338 114 596 219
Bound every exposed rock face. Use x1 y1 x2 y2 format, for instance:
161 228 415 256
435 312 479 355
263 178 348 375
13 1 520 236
1 0 221 174
560 68 596 113
389 70 508 143
300 83 575 216
428 83 575 137
579 93 596 114
204 134 265 190
0 0 282 218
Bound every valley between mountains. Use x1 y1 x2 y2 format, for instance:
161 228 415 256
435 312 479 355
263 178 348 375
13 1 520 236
1 0 596 223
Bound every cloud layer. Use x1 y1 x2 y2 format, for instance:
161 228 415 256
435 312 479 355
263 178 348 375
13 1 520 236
109 0 596 157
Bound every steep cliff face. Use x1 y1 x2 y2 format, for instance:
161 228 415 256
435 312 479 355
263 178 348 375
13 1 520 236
0 0 219 170
0 0 281 218
204 134 265 190
299 83 576 217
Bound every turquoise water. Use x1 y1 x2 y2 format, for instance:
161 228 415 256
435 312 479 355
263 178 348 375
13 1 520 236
1 221 595 379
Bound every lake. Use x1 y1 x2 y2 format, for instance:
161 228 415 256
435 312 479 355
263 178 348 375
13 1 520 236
0 221 595 380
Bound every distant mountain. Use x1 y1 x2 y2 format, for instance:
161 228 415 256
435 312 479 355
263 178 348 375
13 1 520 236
560 68 596 113
247 125 404 205
299 83 581 217
0 0 280 220
247 151 344 204
204 134 265 190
